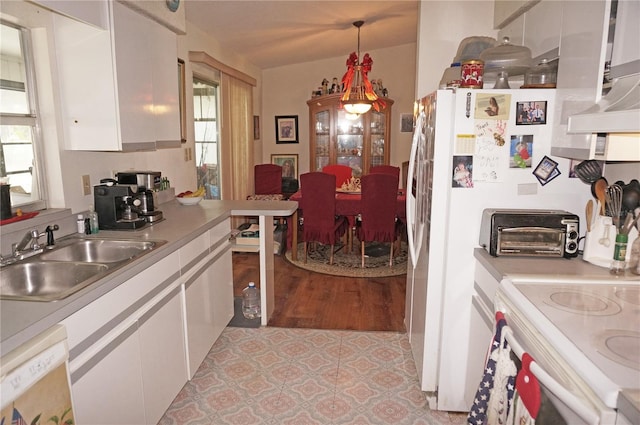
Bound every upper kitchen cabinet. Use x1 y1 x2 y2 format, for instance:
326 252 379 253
308 94 393 177
54 1 180 151
551 0 640 161
497 0 561 60
32 0 108 28
522 0 562 59
493 0 540 29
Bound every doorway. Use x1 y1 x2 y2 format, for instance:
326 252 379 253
193 77 220 199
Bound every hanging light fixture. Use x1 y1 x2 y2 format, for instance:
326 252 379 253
341 20 385 115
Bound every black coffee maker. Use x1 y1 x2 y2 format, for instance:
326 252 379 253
115 171 163 223
94 183 148 230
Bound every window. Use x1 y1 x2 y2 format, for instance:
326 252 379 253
193 77 220 200
0 21 45 211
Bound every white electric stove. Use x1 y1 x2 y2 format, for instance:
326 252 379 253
497 276 640 424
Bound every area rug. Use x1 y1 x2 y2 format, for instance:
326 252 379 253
285 242 408 278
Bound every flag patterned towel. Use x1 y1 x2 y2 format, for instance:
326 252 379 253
467 312 516 425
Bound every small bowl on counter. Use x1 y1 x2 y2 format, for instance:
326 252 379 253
176 196 203 206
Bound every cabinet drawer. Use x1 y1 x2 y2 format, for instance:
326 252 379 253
180 233 209 272
62 251 180 355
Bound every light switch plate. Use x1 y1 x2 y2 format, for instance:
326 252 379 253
82 175 91 196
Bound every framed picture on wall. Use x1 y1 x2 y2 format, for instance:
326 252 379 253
271 154 298 179
275 115 299 143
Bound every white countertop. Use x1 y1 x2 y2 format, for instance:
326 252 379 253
474 248 640 284
0 199 297 357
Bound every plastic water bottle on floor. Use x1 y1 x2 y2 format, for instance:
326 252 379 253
242 282 261 319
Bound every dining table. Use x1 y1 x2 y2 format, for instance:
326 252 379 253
286 188 407 261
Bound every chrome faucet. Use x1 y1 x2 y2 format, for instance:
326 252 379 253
11 224 59 258
13 229 40 252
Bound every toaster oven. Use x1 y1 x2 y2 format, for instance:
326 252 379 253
479 209 579 258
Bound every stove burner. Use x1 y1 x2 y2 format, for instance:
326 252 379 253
595 329 640 371
614 287 640 305
544 290 621 316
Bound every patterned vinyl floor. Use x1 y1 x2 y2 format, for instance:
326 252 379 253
159 327 467 424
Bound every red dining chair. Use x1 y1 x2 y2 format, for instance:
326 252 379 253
322 164 352 188
299 172 349 265
247 164 283 200
370 165 400 180
355 173 401 268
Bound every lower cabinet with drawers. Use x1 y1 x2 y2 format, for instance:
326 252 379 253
62 218 234 424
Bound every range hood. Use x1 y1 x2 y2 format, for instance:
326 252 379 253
567 62 640 134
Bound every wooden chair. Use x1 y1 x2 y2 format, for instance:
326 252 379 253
299 172 349 265
355 173 401 268
370 165 400 181
247 164 283 200
322 164 352 188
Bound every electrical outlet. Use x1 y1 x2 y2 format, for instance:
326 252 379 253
81 175 91 196
184 148 189 162
188 147 193 161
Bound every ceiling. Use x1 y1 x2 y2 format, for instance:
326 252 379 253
184 0 420 69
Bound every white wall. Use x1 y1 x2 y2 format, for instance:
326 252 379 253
261 43 417 175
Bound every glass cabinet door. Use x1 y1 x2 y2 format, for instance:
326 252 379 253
336 109 364 177
308 94 393 176
369 110 386 168
313 110 330 171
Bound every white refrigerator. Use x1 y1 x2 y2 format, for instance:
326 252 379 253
404 88 592 412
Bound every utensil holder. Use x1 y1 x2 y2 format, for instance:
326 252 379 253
583 215 638 268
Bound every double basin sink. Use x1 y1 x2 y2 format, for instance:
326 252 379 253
0 236 167 302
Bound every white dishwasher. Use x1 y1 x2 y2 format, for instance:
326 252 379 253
1 325 75 424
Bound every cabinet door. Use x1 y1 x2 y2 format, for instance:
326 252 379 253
368 110 388 170
336 109 364 177
209 248 234 341
523 0 562 58
311 108 331 171
150 14 181 147
54 13 121 151
71 324 146 425
113 1 155 146
138 286 188 424
184 248 233 377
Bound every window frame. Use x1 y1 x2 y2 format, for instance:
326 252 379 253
0 20 47 212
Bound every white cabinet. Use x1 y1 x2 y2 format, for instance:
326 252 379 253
71 323 146 424
138 287 187 424
63 251 187 424
33 0 108 28
182 220 234 377
493 0 539 29
72 288 186 425
54 1 180 151
523 0 562 59
549 0 611 159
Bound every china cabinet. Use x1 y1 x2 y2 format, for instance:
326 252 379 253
307 93 393 177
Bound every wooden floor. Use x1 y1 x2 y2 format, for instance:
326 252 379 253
232 252 407 332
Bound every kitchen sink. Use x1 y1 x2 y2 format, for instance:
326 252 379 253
39 239 159 263
0 237 167 302
0 262 110 301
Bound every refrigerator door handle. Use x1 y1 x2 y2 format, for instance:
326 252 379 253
407 112 425 267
